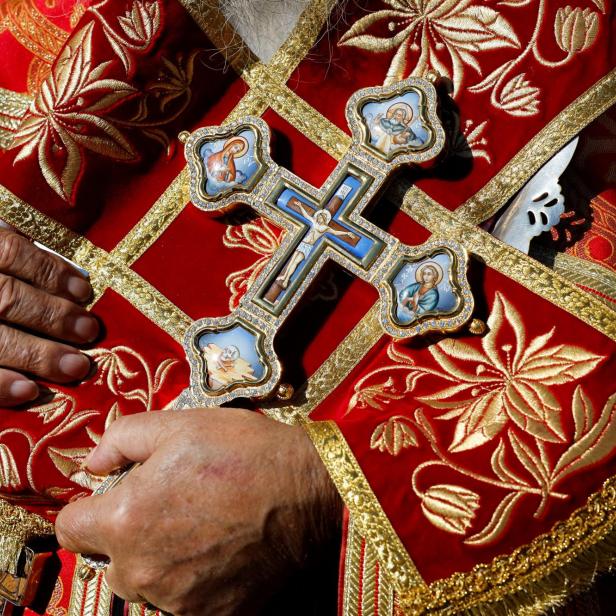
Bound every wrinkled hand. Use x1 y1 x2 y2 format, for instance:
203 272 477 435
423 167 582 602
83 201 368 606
56 409 342 615
0 228 96 405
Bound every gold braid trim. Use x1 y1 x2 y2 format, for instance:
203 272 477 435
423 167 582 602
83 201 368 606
304 420 426 593
0 499 53 576
403 187 616 342
456 68 616 224
398 477 616 615
267 0 338 81
551 252 616 305
0 185 192 342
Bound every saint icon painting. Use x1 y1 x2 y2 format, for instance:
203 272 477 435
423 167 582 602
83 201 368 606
199 128 262 198
360 88 432 157
390 253 461 326
197 324 267 393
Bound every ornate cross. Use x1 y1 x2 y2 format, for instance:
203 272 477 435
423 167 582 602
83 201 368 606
180 77 474 406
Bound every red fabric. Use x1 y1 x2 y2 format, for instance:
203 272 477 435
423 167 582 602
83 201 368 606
0 0 614 613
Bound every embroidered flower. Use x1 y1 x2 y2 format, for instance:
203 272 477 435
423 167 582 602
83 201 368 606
338 0 520 91
554 7 599 54
420 293 604 452
420 484 480 535
11 22 136 203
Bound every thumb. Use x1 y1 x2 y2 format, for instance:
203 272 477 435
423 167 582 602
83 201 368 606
84 411 172 475
55 493 110 556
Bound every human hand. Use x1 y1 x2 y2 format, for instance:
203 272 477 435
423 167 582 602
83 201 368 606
55 408 342 615
0 228 96 405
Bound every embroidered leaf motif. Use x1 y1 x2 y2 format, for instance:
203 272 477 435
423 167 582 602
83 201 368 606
349 377 405 411
11 22 136 203
552 390 616 484
496 73 540 116
47 446 96 490
0 445 20 489
338 0 520 91
370 415 418 455
27 392 74 424
420 292 603 451
464 491 524 545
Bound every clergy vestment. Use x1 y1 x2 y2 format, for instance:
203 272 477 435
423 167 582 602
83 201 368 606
0 0 615 614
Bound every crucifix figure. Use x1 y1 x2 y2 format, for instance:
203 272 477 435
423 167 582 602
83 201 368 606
180 76 475 407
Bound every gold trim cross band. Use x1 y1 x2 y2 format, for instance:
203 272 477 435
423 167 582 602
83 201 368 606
181 77 474 406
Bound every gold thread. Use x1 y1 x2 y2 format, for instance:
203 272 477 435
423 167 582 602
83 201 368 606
304 420 426 593
342 516 362 616
0 185 192 342
267 0 338 81
0 499 53 576
362 534 379 616
112 169 190 265
0 88 31 150
550 252 616 304
68 562 113 616
456 68 616 224
398 477 616 615
402 187 616 342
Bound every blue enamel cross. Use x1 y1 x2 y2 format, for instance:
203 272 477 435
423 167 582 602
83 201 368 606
180 77 474 406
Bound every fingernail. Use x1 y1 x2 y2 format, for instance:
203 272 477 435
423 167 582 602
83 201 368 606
9 379 38 401
72 316 99 342
59 353 91 380
67 276 91 302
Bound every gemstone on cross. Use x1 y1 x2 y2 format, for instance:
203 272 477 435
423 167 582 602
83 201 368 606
181 76 474 407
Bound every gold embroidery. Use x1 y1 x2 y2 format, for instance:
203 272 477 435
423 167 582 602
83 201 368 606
0 500 53 576
11 21 137 203
0 184 193 342
3 0 67 64
0 88 31 151
419 292 603 451
554 6 599 54
303 420 426 593
267 0 338 81
551 252 616 304
339 0 603 117
403 187 616 341
338 1 520 92
68 562 113 616
418 484 480 536
260 303 383 423
399 476 616 614
223 218 282 310
370 416 417 456
457 68 616 223
342 516 362 616
47 577 67 616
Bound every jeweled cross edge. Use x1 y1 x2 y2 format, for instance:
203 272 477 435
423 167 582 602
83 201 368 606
180 76 474 407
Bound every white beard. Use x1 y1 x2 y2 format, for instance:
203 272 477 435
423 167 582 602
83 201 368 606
219 0 311 62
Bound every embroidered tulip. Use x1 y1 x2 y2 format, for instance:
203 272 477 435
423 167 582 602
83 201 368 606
420 484 480 535
118 0 161 47
554 7 599 54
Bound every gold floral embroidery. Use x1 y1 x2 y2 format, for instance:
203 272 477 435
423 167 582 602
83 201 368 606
338 0 521 91
0 347 180 503
223 218 283 310
11 21 137 203
349 293 614 545
339 0 604 117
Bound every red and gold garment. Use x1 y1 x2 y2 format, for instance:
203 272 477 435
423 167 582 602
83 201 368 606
0 0 615 614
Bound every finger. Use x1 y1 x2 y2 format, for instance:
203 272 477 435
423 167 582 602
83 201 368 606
0 274 99 343
0 324 91 382
84 412 173 475
55 494 110 556
104 565 144 604
0 230 91 303
0 368 38 406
